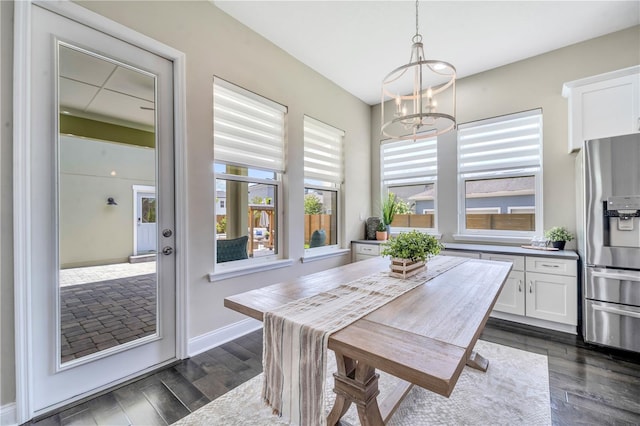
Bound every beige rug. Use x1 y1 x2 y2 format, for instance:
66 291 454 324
173 340 551 425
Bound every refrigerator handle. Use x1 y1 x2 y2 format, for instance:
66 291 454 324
591 270 640 282
592 304 640 319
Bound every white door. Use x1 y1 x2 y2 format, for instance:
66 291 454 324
136 190 157 254
28 4 176 415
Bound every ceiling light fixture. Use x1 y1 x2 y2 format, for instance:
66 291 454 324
381 0 456 141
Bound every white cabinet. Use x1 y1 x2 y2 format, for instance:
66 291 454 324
351 241 381 262
480 253 525 315
563 66 640 153
479 253 577 327
526 272 577 325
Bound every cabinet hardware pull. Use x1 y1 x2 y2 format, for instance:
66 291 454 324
529 281 533 293
541 264 559 268
518 280 522 292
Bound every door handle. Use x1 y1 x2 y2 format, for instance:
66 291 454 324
162 246 174 255
529 281 533 293
162 229 173 238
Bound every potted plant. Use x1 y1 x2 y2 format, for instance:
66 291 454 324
544 226 574 250
375 221 388 241
381 193 398 233
381 230 443 278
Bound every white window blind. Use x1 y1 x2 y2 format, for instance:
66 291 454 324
458 109 542 175
213 78 287 172
303 116 345 185
381 137 437 185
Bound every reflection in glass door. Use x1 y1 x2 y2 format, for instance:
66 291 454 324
58 43 158 363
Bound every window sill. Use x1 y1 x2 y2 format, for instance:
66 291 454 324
209 258 295 282
452 234 533 244
301 248 350 263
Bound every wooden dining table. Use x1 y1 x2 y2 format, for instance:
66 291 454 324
224 255 512 425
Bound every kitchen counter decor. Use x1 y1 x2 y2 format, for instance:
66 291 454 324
381 230 443 279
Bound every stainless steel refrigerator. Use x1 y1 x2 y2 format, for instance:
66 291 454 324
577 133 640 353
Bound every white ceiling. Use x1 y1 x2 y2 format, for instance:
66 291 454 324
214 1 640 105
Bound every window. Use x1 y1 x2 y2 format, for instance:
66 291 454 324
457 109 543 239
381 137 437 232
213 78 286 266
303 116 344 252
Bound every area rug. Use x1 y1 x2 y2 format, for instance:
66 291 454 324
173 340 551 425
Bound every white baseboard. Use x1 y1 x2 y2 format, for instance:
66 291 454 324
0 403 17 426
188 318 262 357
490 311 577 334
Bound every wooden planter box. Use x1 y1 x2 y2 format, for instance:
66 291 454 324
389 258 426 279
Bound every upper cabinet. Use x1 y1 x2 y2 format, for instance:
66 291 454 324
562 66 640 153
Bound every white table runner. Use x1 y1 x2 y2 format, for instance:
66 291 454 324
262 255 468 425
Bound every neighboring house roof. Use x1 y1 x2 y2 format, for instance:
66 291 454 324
466 176 535 198
392 176 534 201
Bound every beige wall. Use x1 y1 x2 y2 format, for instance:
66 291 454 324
371 25 640 248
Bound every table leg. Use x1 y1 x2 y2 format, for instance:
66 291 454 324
327 353 384 426
466 350 489 372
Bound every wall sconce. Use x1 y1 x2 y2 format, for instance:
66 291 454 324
107 197 118 206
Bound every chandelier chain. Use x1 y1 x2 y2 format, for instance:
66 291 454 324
415 0 419 37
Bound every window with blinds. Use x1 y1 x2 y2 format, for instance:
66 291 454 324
303 116 344 252
303 116 344 186
456 109 543 238
213 78 286 172
381 137 438 231
212 78 286 267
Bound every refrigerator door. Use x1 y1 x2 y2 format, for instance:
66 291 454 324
585 299 640 352
585 134 640 269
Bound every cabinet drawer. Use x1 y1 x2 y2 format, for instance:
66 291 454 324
354 243 380 256
480 253 524 271
526 257 576 277
354 253 377 262
440 250 480 259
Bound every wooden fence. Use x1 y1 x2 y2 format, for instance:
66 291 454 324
304 214 333 246
390 214 435 228
466 213 535 231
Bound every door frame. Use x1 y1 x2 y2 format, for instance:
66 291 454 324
133 185 157 256
13 1 188 422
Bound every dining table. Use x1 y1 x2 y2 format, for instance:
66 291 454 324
224 255 512 425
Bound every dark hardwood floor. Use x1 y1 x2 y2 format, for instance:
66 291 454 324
27 318 640 426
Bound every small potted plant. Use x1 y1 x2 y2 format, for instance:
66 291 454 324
375 221 388 241
544 226 574 250
381 230 443 278
381 192 398 233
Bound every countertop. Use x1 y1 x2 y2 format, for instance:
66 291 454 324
352 240 579 260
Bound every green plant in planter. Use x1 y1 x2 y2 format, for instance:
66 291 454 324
381 230 443 262
377 222 387 232
381 192 398 226
544 226 574 242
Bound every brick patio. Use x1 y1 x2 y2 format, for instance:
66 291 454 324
60 273 157 363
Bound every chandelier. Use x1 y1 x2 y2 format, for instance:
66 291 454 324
381 0 456 141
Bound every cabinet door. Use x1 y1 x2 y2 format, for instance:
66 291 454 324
493 270 525 315
526 272 577 325
568 73 640 151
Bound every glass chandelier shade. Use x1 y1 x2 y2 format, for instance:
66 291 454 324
381 1 456 141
